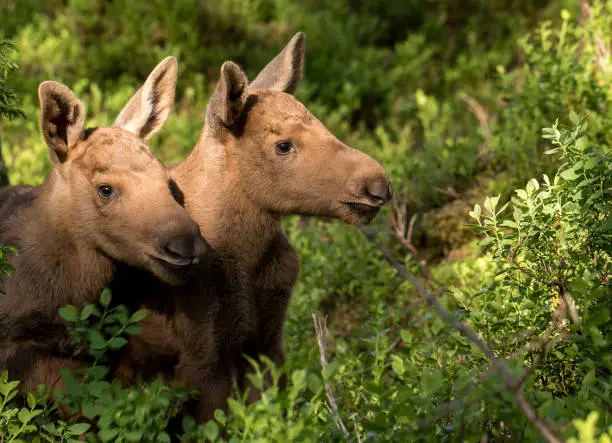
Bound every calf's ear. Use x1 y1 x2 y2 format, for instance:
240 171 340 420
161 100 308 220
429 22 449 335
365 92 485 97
38 81 85 164
206 61 249 129
249 32 305 94
113 56 178 140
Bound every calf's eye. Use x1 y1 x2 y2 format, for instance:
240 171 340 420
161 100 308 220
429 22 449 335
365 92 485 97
97 185 114 199
275 141 293 155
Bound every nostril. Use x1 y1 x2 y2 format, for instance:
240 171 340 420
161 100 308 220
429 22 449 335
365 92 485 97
162 234 196 261
364 177 391 206
194 234 212 257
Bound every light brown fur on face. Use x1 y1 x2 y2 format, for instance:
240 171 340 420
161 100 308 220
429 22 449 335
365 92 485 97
223 91 390 224
0 57 208 398
61 127 203 285
113 33 392 424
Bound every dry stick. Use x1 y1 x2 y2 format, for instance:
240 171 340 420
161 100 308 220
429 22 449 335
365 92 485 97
353 417 362 443
459 93 492 152
358 226 565 443
0 135 8 187
436 327 570 427
311 312 350 439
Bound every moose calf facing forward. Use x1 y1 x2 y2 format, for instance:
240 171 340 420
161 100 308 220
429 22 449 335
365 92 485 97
0 57 208 395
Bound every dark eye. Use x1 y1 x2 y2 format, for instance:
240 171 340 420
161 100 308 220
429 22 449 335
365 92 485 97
97 185 114 199
275 141 293 155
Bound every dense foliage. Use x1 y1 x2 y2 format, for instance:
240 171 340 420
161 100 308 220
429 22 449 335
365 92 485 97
0 0 611 441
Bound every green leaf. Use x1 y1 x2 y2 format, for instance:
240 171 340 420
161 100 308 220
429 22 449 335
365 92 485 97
202 420 219 441
128 310 147 323
420 370 443 396
484 197 493 214
400 329 412 344
88 330 106 350
502 220 519 229
86 366 108 380
569 110 580 125
560 168 580 181
583 156 599 170
99 288 112 307
213 408 226 425
80 303 96 320
575 135 588 151
391 355 405 376
106 337 127 350
124 325 143 335
81 401 104 420
68 423 91 435
478 236 496 247
59 306 79 322
307 373 322 393
123 430 144 442
291 369 306 389
27 392 36 409
323 360 340 381
515 189 528 200
99 428 119 441
521 299 536 309
18 408 31 424
581 369 596 389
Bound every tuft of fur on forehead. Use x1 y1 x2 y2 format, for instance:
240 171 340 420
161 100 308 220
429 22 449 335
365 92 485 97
231 91 313 138
70 127 159 174
249 90 312 120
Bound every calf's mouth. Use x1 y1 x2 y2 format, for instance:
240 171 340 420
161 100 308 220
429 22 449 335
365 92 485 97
341 201 381 224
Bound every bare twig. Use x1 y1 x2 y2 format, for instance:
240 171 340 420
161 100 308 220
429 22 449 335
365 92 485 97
507 252 554 288
580 0 589 25
353 417 362 443
459 93 492 152
359 226 564 443
390 200 419 256
0 135 8 187
311 312 350 439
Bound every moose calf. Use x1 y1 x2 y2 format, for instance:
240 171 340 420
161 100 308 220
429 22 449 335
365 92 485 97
113 33 392 423
0 57 208 395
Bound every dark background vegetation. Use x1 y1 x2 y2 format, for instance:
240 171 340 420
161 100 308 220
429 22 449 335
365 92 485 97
0 0 610 441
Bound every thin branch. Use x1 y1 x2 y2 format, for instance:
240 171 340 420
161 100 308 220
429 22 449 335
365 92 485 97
507 252 554 287
459 93 492 152
390 200 419 256
359 226 564 443
311 312 350 439
353 417 362 443
433 186 461 199
0 135 8 187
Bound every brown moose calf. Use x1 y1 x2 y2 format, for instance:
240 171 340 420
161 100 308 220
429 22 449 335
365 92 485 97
113 32 392 423
0 57 208 395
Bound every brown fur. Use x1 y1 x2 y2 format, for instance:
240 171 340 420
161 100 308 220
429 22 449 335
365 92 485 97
0 58 208 395
112 33 392 423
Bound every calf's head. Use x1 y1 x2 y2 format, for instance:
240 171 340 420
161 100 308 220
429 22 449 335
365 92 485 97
39 57 208 284
205 33 392 224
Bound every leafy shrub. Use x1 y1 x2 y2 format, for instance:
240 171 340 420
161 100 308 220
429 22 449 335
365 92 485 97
1 1 612 442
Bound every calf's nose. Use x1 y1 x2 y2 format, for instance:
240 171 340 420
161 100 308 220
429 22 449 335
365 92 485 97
363 176 393 206
161 231 209 265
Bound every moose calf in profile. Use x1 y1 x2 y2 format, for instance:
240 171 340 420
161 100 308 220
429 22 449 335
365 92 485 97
0 57 208 395
113 32 392 423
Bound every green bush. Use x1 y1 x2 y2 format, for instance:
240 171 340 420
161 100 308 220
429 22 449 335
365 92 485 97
1 1 612 441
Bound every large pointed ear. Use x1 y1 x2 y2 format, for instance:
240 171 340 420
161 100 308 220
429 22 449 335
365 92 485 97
206 61 249 129
38 81 85 164
249 32 305 94
113 56 178 140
